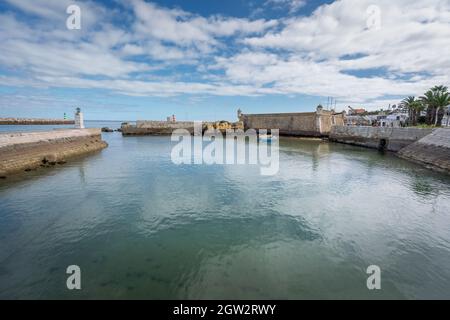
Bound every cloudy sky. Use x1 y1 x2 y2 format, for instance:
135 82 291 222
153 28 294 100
0 0 449 120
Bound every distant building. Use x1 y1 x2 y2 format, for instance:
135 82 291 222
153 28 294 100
378 113 408 128
345 115 372 126
347 107 366 115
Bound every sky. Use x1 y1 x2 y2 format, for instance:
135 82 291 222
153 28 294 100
0 0 449 121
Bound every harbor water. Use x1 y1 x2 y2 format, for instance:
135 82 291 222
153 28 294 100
1 123 450 299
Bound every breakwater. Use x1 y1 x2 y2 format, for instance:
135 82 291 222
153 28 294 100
0 129 107 178
329 126 433 152
122 121 195 135
0 118 74 125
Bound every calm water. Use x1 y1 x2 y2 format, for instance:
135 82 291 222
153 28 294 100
1 124 450 299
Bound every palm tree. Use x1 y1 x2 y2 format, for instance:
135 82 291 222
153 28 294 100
433 91 450 126
420 90 437 125
419 86 450 126
410 99 425 125
400 96 422 126
430 85 449 126
431 85 448 93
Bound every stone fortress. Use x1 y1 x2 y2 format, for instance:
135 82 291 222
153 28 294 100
237 105 345 137
121 105 346 137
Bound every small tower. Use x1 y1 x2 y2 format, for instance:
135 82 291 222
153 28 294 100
237 108 242 120
75 107 84 129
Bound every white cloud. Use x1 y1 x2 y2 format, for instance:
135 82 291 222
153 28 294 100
265 0 307 14
130 0 277 51
4 0 107 29
0 38 149 77
0 0 449 110
213 51 446 103
244 0 450 76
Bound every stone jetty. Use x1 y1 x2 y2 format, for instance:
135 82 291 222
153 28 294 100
121 121 196 135
0 117 74 125
0 129 107 178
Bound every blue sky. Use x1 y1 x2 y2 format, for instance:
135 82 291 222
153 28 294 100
0 0 449 121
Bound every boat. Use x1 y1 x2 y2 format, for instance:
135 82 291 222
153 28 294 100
258 133 277 142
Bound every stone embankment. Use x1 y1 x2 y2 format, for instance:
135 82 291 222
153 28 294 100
329 126 450 174
329 126 433 152
0 118 74 125
397 128 450 173
0 129 107 178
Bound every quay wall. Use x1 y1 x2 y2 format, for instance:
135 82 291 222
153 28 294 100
397 128 450 173
329 126 433 152
0 129 107 178
0 118 74 125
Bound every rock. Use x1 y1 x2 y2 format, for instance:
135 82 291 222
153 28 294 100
42 154 60 165
101 127 114 132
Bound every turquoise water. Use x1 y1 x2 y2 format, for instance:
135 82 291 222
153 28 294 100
1 125 450 299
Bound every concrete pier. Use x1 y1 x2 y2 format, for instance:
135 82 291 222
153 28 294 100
0 129 107 178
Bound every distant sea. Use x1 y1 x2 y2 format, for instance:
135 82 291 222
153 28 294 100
0 120 129 133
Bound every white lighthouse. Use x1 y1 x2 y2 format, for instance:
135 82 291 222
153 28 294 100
75 107 85 129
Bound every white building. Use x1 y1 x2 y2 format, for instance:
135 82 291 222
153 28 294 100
379 113 408 128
